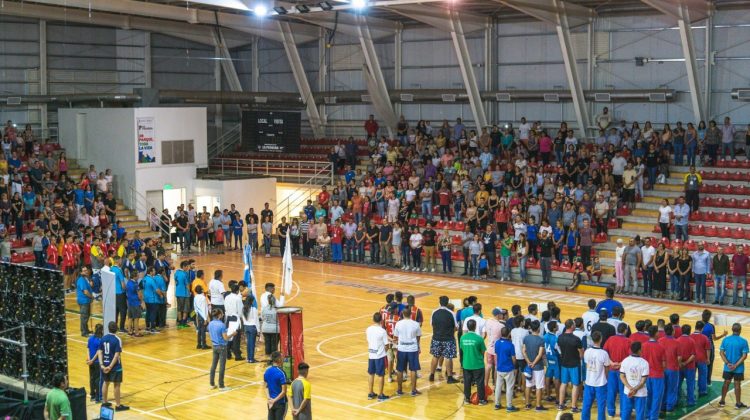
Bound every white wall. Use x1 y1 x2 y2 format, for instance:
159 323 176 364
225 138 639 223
58 107 136 201
59 107 208 219
194 177 277 216
133 107 207 218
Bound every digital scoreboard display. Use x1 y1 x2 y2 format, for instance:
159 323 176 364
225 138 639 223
242 110 301 154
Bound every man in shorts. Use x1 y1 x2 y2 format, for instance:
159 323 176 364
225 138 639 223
366 312 390 401
393 307 422 396
719 323 749 409
557 319 583 412
383 301 400 382
97 321 129 412
429 296 459 384
125 271 143 336
174 261 191 328
523 320 547 411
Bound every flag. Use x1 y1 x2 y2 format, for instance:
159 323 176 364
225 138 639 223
243 243 258 308
280 228 293 306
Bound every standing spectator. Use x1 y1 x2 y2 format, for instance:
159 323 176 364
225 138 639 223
494 327 518 411
692 244 711 304
421 222 436 272
193 286 209 350
614 239 625 294
394 307 422 396
264 351 288 420
558 320 583 412
657 199 672 240
719 323 749 409
731 245 749 307
482 224 497 278
290 362 312 420
596 107 612 131
673 197 690 241
522 320 547 411
86 324 104 402
642 326 666 420
345 138 359 170
44 373 72 420
261 295 280 357
367 219 380 265
438 228 452 274
396 115 409 145
640 238 656 297
539 230 554 285
208 308 234 389
721 116 736 159
677 247 693 301
622 163 637 210
704 120 721 164
330 220 343 264
460 318 487 405
691 321 711 398
428 296 458 383
623 238 642 295
683 167 702 212
619 342 649 420
712 247 730 305
582 330 610 420
578 219 594 268
409 226 423 272
76 267 93 336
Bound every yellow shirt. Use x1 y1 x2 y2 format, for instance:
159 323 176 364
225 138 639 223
191 278 207 296
287 376 311 400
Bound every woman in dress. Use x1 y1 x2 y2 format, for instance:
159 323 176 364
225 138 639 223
677 247 693 301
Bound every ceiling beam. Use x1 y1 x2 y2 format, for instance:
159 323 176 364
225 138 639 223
387 4 487 33
641 0 709 22
494 0 594 27
286 12 399 40
0 1 254 47
19 0 320 44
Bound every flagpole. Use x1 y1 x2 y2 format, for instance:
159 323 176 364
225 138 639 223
280 228 293 307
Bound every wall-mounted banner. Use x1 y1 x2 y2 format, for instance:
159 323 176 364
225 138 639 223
137 116 156 163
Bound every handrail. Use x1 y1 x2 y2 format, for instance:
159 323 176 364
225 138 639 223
128 186 171 240
207 123 242 158
273 163 333 221
206 157 335 185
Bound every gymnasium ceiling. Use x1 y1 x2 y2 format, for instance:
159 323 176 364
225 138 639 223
0 0 745 47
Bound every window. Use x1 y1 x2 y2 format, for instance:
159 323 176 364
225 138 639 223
162 140 194 165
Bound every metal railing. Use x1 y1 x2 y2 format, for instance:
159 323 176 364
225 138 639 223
207 123 241 158
128 185 171 240
273 164 333 221
204 158 335 185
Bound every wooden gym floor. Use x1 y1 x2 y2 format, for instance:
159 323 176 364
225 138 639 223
63 253 750 419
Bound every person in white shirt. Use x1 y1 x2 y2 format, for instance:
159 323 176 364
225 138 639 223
657 199 673 240
607 306 629 336
619 342 649 420
641 238 656 296
582 299 600 338
260 282 276 312
366 312 390 401
462 303 487 337
224 281 244 361
208 270 226 311
193 285 209 350
240 294 260 363
409 228 424 272
615 239 626 294
582 331 611 420
510 315 529 383
393 307 422 396
518 117 531 141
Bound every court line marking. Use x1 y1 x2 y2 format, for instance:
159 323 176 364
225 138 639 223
146 382 260 414
67 336 255 384
314 394 418 419
316 332 365 360
305 313 373 331
128 405 173 420
678 379 750 420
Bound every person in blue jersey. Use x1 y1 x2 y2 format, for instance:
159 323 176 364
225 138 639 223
719 323 749 409
544 321 561 403
154 267 168 329
142 267 160 333
595 287 624 318
232 216 244 250
174 261 191 328
110 255 127 333
97 322 129 412
76 266 94 336
124 268 143 337
86 323 104 402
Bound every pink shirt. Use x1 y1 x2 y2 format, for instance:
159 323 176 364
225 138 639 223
539 135 553 153
484 319 504 355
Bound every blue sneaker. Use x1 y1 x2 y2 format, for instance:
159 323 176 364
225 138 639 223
396 390 404 396
367 392 376 400
377 394 390 401
507 406 519 412
411 390 422 397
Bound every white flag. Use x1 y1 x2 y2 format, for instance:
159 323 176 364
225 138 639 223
280 228 293 304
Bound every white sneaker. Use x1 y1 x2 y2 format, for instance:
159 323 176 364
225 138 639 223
431 268 436 273
422 268 427 272
412 267 418 271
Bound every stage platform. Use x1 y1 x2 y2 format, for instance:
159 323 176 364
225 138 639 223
64 253 750 419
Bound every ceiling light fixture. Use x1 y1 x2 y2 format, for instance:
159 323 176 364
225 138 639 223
254 4 268 16
296 4 310 13
319 1 333 11
273 6 287 14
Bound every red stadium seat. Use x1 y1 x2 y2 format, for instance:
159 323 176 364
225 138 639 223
595 232 608 243
705 211 716 221
716 212 728 223
617 205 630 216
730 159 740 168
653 225 661 234
454 221 465 231
729 212 742 223
732 228 745 240
417 218 426 227
715 198 726 208
693 224 705 236
718 227 731 238
706 242 719 253
726 243 737 255
717 159 728 168
719 171 731 181
691 210 704 222
745 229 750 241
705 225 718 237
608 218 620 229
686 240 697 251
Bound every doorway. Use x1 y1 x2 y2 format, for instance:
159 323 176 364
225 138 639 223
161 188 186 215
196 195 221 215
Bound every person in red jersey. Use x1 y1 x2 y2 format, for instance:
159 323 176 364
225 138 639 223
603 323 630 417
677 325 697 407
669 314 682 338
691 320 712 397
631 320 650 345
46 234 59 269
658 324 681 412
642 326 666 420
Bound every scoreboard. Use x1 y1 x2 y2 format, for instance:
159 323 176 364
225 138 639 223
241 110 301 154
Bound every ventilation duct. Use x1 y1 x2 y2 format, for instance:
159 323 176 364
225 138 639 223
594 93 611 102
731 89 750 101
441 94 456 102
544 93 560 102
649 92 667 102
495 93 511 102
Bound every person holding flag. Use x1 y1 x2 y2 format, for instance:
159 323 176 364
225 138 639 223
280 226 294 307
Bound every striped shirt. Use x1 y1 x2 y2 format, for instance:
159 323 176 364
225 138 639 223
300 221 310 234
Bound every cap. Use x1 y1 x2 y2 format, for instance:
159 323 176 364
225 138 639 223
616 238 623 244
523 365 533 379
492 307 502 316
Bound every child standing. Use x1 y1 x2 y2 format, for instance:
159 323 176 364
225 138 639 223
478 253 489 279
194 285 209 349
214 224 225 254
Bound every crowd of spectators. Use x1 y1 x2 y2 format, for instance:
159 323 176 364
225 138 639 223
285 111 750 305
